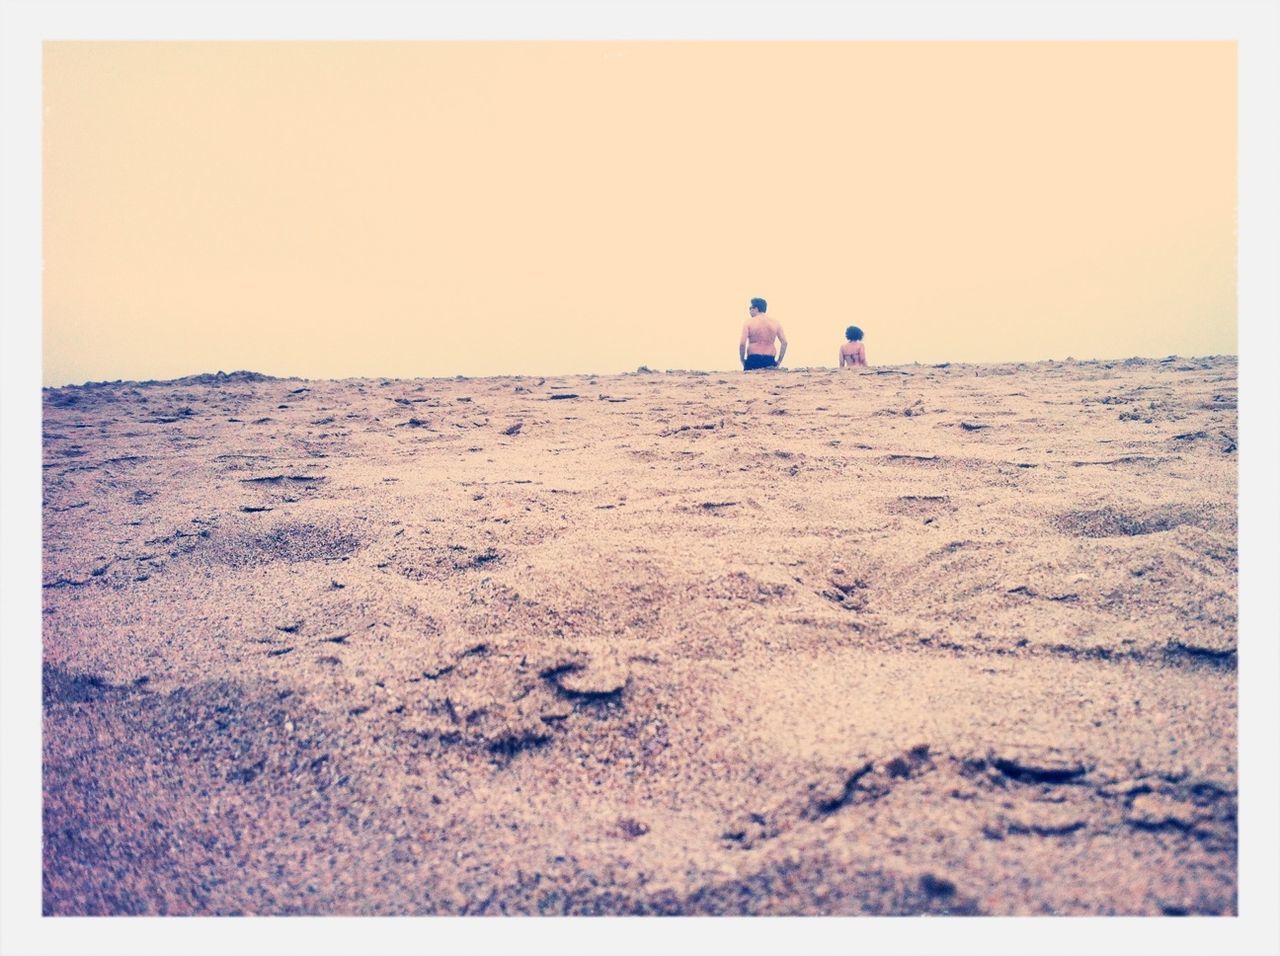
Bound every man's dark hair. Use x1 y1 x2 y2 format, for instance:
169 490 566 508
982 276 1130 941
750 297 767 313
846 326 863 341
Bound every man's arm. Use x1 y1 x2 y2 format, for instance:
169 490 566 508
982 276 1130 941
776 325 788 366
739 324 749 364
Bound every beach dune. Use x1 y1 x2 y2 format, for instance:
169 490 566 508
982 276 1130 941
42 356 1237 915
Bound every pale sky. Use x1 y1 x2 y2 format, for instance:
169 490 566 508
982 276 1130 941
43 41 1236 385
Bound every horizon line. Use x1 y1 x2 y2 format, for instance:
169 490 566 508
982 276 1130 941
43 352 1239 390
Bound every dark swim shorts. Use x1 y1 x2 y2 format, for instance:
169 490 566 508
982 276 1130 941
743 354 777 371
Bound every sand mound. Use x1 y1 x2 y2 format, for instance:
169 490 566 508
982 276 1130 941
42 356 1237 915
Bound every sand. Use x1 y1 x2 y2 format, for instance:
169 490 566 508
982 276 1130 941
41 356 1238 916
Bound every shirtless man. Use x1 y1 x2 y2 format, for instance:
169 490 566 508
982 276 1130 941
839 325 867 367
739 298 787 371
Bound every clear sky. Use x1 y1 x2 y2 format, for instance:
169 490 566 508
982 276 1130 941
43 41 1236 386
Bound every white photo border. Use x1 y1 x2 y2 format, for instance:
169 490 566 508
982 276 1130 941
3 3 1276 955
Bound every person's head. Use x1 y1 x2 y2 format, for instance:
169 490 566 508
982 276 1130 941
845 325 864 342
749 297 767 315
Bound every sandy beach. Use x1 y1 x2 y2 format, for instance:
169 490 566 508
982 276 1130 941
41 356 1237 916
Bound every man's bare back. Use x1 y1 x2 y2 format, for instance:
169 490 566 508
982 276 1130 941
744 316 784 354
739 299 787 370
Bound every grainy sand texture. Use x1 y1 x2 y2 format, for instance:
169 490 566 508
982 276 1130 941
42 356 1238 916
